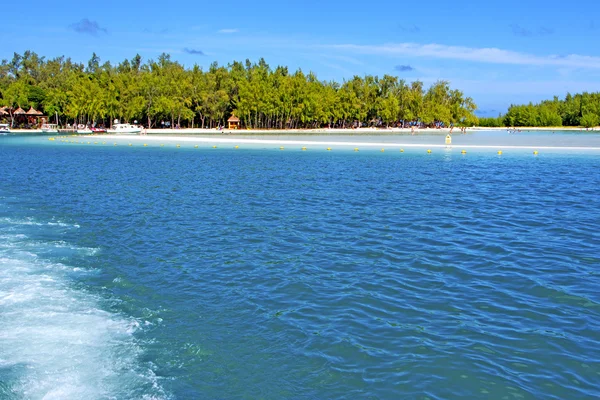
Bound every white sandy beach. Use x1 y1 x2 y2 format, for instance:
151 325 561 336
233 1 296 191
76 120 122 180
11 125 600 136
59 129 600 152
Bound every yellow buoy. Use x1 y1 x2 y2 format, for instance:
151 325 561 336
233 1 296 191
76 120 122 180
176 144 180 148
235 145 239 149
301 146 307 151
194 145 198 148
427 149 432 154
381 148 385 152
128 143 132 146
144 144 148 147
533 150 539 155
400 149 404 152
114 143 117 146
497 150 502 155
461 150 467 154
160 144 164 147
212 145 217 148
327 147 332 151
354 148 359 151
280 146 285 150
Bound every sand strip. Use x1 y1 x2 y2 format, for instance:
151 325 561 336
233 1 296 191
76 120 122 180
74 134 600 151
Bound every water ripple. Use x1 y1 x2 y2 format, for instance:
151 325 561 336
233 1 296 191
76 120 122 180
1 142 599 398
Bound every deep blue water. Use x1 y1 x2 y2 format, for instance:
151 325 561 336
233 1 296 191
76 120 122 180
1 135 600 399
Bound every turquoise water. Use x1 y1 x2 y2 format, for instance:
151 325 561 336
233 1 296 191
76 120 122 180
1 135 600 399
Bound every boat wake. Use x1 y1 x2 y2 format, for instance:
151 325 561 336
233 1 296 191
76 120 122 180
0 218 170 399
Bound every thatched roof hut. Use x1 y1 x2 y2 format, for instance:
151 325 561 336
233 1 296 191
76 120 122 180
13 107 26 115
26 107 43 116
227 115 240 129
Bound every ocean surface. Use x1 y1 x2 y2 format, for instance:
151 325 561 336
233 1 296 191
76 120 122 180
1 132 599 399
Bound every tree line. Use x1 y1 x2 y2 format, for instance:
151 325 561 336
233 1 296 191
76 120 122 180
478 93 600 128
0 51 478 129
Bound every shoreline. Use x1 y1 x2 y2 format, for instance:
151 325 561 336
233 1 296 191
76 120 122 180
7 126 600 135
70 134 600 151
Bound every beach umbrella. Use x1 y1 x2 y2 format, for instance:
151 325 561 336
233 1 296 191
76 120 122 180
13 107 26 115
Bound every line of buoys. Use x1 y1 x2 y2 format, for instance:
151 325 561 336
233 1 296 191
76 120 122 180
52 140 547 158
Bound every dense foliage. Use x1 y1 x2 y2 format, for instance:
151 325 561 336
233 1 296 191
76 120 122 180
480 93 600 128
0 51 478 129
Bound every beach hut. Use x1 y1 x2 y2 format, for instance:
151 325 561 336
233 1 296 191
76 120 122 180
13 107 26 115
228 115 240 130
26 107 45 127
26 106 43 116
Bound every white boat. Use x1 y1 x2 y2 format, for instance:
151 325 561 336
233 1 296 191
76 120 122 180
107 123 142 135
76 124 92 134
41 124 59 133
0 124 10 135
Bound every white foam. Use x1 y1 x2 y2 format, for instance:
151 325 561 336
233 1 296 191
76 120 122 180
0 230 169 398
0 217 80 229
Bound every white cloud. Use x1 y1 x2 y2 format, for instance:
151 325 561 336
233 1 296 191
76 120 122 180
218 28 239 34
327 43 600 69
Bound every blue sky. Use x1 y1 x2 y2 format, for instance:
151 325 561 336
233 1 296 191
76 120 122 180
4 0 600 116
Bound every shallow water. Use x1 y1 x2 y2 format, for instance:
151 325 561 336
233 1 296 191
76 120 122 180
1 134 600 399
142 128 600 149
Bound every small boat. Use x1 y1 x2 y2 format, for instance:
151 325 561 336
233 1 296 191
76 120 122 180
91 127 107 133
76 124 92 134
107 123 142 135
0 124 10 135
41 124 59 133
